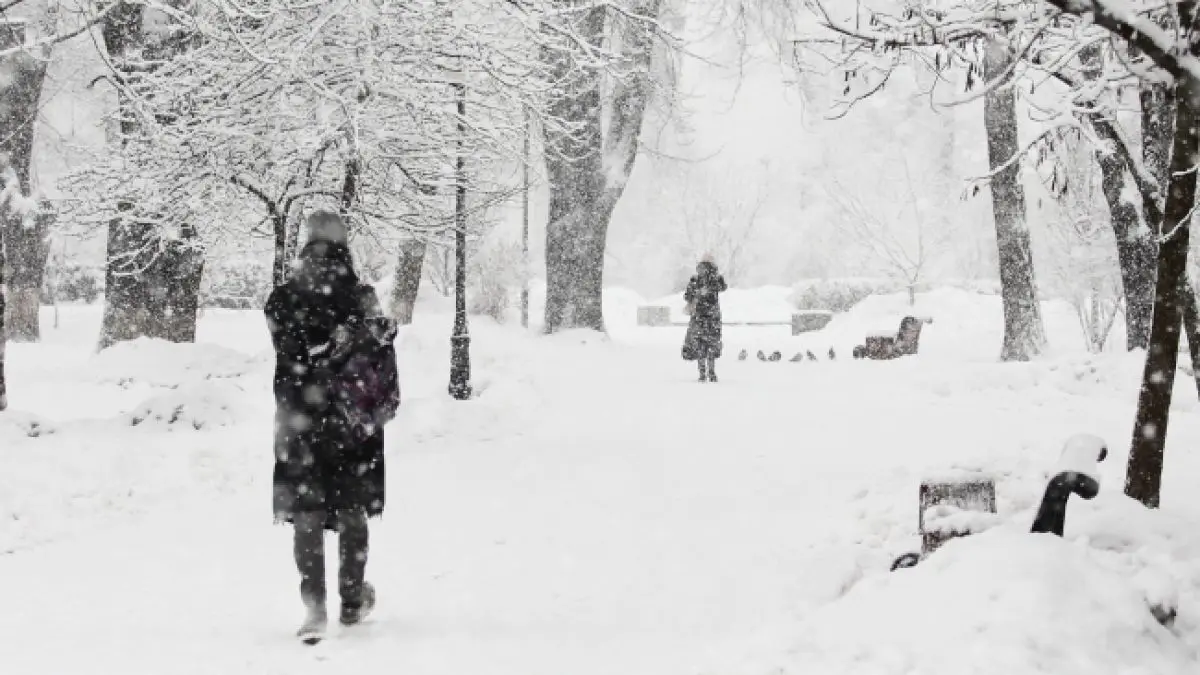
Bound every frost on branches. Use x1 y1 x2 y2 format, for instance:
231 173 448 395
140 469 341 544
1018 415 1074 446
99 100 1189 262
57 0 620 340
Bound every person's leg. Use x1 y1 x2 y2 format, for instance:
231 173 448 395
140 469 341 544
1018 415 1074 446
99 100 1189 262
697 357 709 382
337 507 375 624
707 357 718 382
293 511 328 639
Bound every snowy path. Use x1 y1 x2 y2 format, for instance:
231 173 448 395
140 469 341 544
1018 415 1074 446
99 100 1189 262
5 315 1200 674
1 349 865 674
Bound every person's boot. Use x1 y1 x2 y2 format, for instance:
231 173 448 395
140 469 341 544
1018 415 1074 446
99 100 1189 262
337 509 374 626
340 581 376 626
297 600 328 644
294 512 328 644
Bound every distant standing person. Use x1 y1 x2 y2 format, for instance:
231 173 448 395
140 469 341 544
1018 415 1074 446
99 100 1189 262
265 210 401 644
681 257 727 382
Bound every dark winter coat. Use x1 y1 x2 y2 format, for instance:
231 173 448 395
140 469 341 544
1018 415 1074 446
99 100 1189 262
265 241 399 530
681 262 727 360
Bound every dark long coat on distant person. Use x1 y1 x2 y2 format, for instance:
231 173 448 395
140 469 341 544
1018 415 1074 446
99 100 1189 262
265 240 398 531
681 261 728 361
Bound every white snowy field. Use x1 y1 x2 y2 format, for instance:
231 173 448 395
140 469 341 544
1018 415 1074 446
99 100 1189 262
3 287 1200 675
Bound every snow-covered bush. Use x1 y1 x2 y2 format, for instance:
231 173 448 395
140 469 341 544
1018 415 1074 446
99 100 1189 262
42 262 102 304
200 257 272 309
470 241 524 323
790 278 900 313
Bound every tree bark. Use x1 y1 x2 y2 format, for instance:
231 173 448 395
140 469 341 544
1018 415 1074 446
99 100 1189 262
1091 132 1155 350
0 211 7 411
542 2 658 333
1125 81 1200 508
390 238 426 325
983 38 1045 361
98 4 205 349
0 22 51 342
271 210 288 287
543 6 610 333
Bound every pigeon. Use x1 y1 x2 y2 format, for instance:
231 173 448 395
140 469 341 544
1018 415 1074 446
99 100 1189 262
768 351 782 362
852 345 866 359
806 350 818 362
790 352 805 362
738 349 749 361
757 350 768 362
828 347 836 361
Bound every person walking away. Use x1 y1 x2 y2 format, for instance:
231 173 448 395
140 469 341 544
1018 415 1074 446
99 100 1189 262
265 210 401 644
681 257 727 382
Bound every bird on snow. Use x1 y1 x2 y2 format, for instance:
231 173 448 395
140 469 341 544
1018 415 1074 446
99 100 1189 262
828 347 837 361
790 352 805 362
738 349 749 361
768 351 782 362
806 350 818 362
756 350 768 361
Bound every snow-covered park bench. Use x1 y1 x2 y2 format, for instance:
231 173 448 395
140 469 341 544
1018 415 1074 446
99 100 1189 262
852 315 933 360
635 306 833 336
891 435 1109 571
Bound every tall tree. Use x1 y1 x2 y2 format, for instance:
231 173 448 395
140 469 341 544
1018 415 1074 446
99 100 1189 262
0 20 51 342
1038 0 1200 507
983 36 1046 360
390 239 427 325
542 0 662 333
97 2 204 349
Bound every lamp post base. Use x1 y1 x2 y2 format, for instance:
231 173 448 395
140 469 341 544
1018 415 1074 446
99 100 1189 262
448 333 472 400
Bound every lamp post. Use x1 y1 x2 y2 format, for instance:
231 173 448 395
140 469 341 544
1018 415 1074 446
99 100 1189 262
448 78 472 400
520 106 531 329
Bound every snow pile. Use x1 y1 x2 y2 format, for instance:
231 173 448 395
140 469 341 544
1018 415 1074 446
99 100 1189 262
0 410 57 439
783 526 1195 675
90 337 266 388
126 382 244 430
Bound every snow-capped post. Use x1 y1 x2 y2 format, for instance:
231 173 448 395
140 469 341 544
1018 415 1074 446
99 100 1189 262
1031 434 1107 536
449 73 472 401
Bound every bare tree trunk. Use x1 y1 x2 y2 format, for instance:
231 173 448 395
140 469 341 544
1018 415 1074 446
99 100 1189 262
271 210 288 287
390 238 426 324
1182 283 1200 398
1093 137 1155 350
543 6 610 333
0 23 51 342
100 213 202 348
0 214 7 411
162 223 204 342
1125 80 1200 508
284 210 301 272
98 5 205 349
983 38 1045 361
542 2 658 333
1133 81 1200 396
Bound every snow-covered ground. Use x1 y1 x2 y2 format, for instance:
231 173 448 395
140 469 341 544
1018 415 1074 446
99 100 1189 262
3 287 1200 674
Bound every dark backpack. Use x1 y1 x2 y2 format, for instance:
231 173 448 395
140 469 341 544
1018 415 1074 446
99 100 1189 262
330 316 400 440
